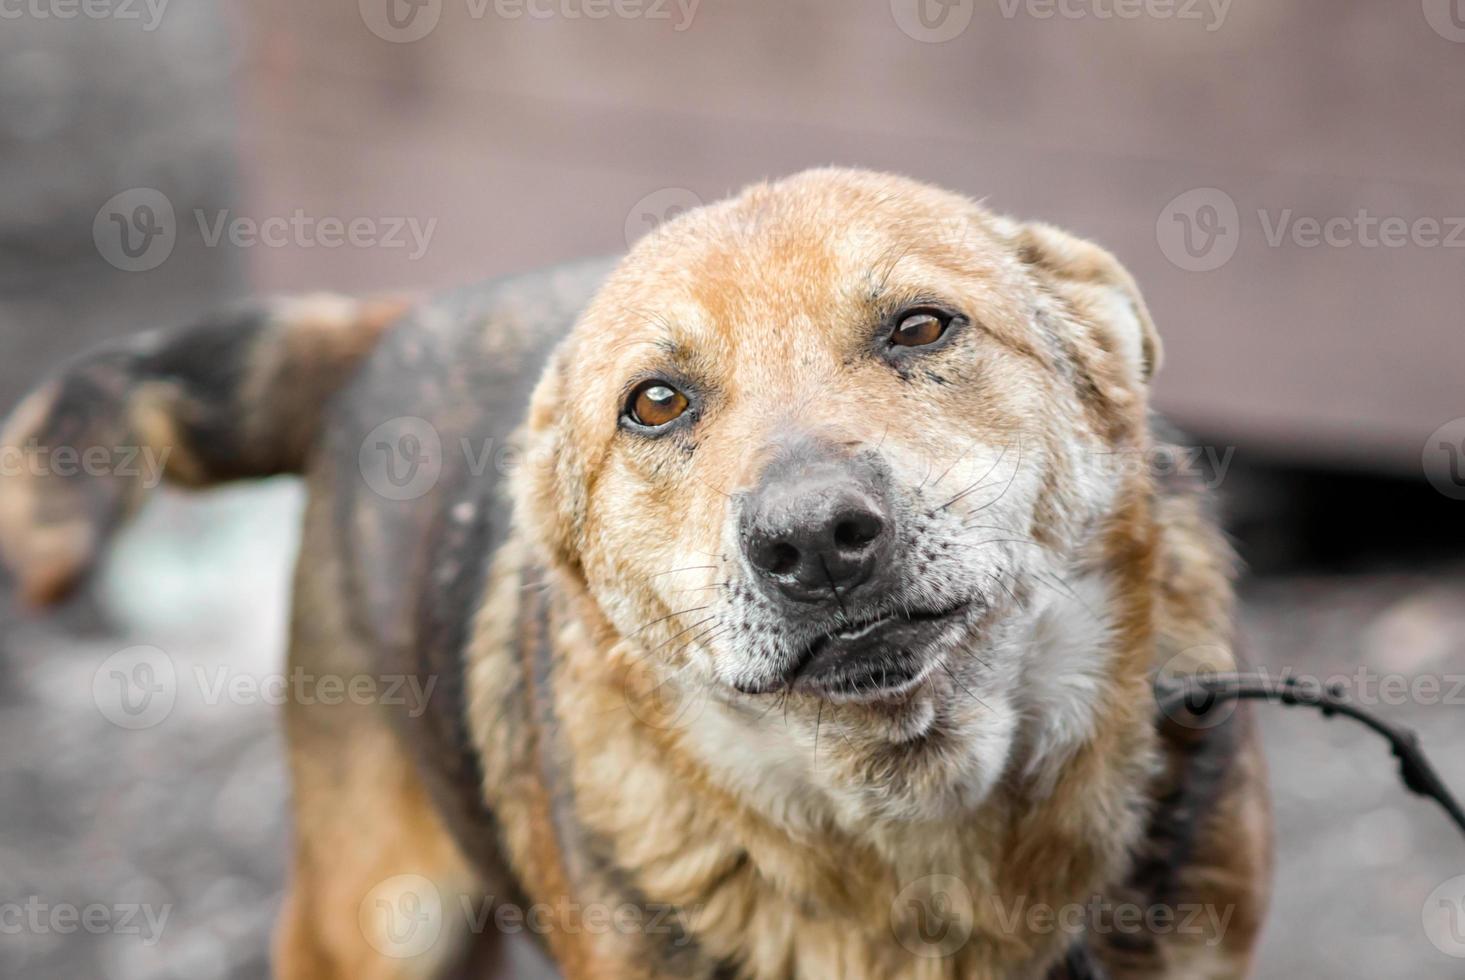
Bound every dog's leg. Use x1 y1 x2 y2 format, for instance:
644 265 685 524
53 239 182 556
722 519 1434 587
275 709 479 979
273 480 493 980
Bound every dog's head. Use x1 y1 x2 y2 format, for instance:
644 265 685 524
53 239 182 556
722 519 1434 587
519 169 1160 812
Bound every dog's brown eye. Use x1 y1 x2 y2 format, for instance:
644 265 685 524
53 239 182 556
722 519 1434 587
628 381 689 428
891 311 950 348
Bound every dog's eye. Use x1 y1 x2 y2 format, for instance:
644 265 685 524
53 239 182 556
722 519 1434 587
891 310 951 348
628 381 690 428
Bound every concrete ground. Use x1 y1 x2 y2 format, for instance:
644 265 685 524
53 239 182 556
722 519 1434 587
0 485 1462 979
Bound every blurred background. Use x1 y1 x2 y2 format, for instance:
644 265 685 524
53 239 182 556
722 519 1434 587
1 1 1463 977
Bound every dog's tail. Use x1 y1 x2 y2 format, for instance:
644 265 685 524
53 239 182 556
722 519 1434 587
0 294 409 607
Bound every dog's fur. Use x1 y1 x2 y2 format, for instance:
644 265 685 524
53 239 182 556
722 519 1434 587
1 170 1270 978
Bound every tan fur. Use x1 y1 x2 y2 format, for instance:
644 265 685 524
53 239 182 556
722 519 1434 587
276 465 479 980
470 170 1269 977
0 170 1270 979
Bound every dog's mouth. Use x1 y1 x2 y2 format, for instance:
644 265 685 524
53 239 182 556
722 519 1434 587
781 602 971 704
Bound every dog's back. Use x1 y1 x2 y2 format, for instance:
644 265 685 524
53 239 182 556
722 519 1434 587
0 260 609 975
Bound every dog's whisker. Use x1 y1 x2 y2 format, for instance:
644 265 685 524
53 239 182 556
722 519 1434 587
628 605 711 638
958 522 1028 534
952 538 1044 549
814 701 824 771
935 439 1011 510
957 448 1026 516
1032 570 1092 615
939 437 1023 512
818 555 849 617
929 435 983 489
694 476 732 500
831 705 858 752
667 623 730 660
751 692 786 722
649 615 719 652
668 582 729 594
983 571 1023 610
649 565 719 579
916 455 936 491
941 659 990 710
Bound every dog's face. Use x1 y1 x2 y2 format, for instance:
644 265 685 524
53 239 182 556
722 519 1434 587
523 169 1159 808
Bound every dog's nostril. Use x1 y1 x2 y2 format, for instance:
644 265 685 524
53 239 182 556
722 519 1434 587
768 542 801 575
834 513 882 551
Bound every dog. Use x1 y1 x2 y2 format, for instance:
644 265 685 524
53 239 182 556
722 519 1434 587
0 169 1271 978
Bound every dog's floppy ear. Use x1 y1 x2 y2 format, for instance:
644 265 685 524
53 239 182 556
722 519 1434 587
1005 220 1163 384
516 343 590 578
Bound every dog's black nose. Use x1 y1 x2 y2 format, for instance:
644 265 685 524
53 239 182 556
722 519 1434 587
741 443 892 605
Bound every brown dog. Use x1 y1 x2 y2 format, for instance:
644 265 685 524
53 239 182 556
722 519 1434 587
0 169 1270 978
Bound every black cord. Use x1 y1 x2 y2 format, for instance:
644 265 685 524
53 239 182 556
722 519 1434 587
1154 672 1465 840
